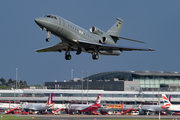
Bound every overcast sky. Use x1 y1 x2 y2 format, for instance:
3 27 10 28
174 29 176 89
0 0 180 85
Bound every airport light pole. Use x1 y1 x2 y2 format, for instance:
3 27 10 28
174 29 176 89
14 81 15 104
158 93 161 120
16 68 18 89
71 69 73 80
81 70 84 104
158 77 160 120
87 70 89 104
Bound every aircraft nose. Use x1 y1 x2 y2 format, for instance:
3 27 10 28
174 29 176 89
34 17 57 31
34 18 42 25
34 17 48 27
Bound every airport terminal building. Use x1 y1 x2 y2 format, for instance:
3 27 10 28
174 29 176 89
1 71 180 104
45 71 180 91
0 89 180 105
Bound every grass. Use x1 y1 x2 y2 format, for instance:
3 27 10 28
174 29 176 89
107 118 178 120
0 114 37 120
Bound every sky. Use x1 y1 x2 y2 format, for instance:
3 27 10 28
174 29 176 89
0 0 180 85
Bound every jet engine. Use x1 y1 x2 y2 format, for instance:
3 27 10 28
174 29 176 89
100 36 117 45
100 37 107 43
89 26 103 35
90 26 116 45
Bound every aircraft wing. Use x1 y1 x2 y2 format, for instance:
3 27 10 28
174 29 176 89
36 40 154 53
78 40 154 51
36 42 73 52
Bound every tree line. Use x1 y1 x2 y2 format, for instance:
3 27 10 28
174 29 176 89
0 77 29 89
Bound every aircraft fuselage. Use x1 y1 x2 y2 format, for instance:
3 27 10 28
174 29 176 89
35 14 154 60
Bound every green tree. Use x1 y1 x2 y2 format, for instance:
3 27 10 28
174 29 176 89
7 78 14 88
34 84 42 87
0 77 6 86
19 80 23 89
23 81 28 88
0 85 9 89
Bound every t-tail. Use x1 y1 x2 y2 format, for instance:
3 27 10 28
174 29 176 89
107 18 124 43
106 18 145 44
94 94 101 105
161 94 171 109
46 93 53 105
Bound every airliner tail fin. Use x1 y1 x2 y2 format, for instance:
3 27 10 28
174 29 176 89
95 94 101 105
161 94 171 109
46 93 53 105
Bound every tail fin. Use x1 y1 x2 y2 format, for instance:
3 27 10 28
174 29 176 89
95 94 101 105
107 17 124 37
46 93 53 105
169 95 171 102
161 94 171 109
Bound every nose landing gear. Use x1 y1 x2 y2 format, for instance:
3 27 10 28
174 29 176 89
46 31 51 42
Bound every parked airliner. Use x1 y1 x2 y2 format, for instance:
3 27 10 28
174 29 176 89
34 14 154 60
141 95 171 113
162 94 180 112
23 93 53 112
68 94 101 114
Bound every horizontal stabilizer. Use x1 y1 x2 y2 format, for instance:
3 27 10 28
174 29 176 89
116 36 146 44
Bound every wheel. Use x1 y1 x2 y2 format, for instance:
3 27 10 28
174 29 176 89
65 55 71 60
46 38 50 42
92 54 99 60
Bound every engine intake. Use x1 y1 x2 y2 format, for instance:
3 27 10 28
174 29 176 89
89 26 103 35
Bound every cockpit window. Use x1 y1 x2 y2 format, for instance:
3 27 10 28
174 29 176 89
44 15 57 20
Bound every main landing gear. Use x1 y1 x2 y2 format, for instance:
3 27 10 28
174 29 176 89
92 54 99 60
65 47 71 60
65 54 71 60
46 31 51 42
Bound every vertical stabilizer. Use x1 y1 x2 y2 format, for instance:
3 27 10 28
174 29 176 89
46 93 53 105
107 17 124 37
95 94 101 105
161 94 171 109
169 95 171 102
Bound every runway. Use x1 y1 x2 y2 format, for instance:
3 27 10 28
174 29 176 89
15 114 180 120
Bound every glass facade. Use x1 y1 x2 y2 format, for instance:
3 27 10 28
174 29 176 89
83 71 180 91
46 81 125 91
134 77 180 91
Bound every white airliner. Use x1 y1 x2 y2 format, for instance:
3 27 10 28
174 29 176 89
0 103 20 110
142 105 163 112
140 95 171 114
161 94 180 112
68 94 101 114
23 93 53 112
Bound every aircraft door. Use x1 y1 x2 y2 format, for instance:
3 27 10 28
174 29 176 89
56 18 64 33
